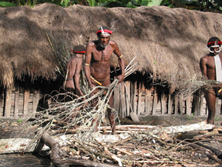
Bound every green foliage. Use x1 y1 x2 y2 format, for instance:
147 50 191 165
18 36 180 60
141 0 162 6
60 0 70 7
88 0 96 6
17 119 23 123
0 1 17 7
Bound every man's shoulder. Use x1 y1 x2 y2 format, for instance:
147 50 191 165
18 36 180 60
109 40 117 45
88 40 98 46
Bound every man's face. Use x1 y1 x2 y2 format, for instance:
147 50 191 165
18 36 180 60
210 46 220 55
99 35 110 48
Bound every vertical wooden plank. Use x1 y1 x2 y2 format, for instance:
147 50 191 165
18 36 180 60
174 94 179 115
145 88 152 115
152 88 157 115
33 90 40 114
23 89 29 116
161 94 167 114
215 98 220 116
179 94 184 115
14 87 19 118
133 81 138 114
114 84 120 117
120 81 126 117
200 94 205 116
186 96 192 115
125 81 131 117
137 82 142 115
167 94 172 115
4 88 11 118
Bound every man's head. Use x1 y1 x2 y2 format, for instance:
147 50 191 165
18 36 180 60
207 37 222 55
96 26 112 48
73 45 86 55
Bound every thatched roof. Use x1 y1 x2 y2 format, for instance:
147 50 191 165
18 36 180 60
0 3 222 89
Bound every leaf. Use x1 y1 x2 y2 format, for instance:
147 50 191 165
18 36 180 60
173 0 196 5
141 0 151 6
0 1 17 7
147 0 163 6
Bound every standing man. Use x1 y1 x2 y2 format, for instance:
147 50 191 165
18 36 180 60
85 26 125 134
63 45 86 101
200 37 222 124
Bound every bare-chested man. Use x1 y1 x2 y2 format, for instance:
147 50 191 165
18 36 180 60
63 45 86 101
85 26 125 134
200 37 222 124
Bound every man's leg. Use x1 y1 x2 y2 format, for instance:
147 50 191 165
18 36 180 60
108 93 116 135
205 89 216 124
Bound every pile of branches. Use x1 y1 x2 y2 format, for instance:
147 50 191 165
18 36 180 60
14 55 222 166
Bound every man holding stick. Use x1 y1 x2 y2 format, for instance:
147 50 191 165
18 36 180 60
200 37 222 124
85 26 125 134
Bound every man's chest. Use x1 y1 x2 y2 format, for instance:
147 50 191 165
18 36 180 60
92 47 114 61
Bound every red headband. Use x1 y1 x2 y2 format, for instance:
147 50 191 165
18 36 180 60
74 51 86 54
207 41 222 47
96 29 113 35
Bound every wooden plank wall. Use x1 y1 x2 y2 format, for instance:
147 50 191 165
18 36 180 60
114 81 213 117
0 87 40 118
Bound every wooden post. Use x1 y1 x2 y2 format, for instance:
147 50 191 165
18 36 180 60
161 94 167 114
167 94 172 115
200 94 206 116
14 87 19 118
124 81 131 117
33 90 40 116
215 98 221 116
174 94 179 115
23 89 29 116
120 82 126 117
179 94 184 114
137 82 142 115
145 89 152 115
4 88 11 118
185 96 192 115
152 88 158 115
114 84 120 117
132 81 138 114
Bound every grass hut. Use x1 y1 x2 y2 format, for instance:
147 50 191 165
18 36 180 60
0 3 222 119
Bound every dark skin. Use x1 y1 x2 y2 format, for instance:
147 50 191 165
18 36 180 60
85 34 125 134
63 53 84 97
200 47 222 124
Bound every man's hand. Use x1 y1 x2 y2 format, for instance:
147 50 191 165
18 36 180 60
117 75 124 83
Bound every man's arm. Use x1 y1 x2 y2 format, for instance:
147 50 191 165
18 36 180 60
74 60 84 96
200 57 208 80
84 42 94 88
112 41 125 83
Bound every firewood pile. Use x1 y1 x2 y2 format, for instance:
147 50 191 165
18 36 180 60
8 58 221 167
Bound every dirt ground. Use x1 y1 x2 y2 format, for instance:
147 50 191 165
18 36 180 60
0 115 222 167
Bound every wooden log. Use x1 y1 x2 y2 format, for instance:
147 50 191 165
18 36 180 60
4 88 11 118
40 132 119 167
0 122 215 155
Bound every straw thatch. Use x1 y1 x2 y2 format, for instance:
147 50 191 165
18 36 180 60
0 3 222 89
